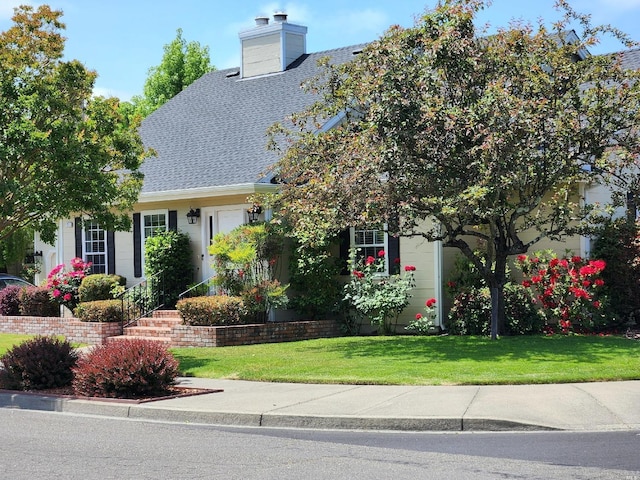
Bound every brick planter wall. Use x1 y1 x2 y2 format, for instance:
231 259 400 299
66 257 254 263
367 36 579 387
170 319 342 347
0 316 122 345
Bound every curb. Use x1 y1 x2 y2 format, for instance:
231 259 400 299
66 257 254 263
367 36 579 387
0 391 560 432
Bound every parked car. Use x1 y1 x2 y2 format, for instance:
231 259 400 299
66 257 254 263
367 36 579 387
0 274 34 290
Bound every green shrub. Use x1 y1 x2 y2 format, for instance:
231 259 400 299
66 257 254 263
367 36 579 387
0 336 78 390
74 300 123 322
78 274 126 302
447 284 543 336
0 285 24 316
591 219 640 323
19 286 59 317
176 295 247 326
72 339 179 398
144 230 193 308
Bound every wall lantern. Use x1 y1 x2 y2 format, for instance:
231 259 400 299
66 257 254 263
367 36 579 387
186 208 201 225
247 204 263 223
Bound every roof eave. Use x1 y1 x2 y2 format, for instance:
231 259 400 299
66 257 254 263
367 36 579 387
138 183 279 204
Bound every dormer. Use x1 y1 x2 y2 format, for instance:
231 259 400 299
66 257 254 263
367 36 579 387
239 12 308 79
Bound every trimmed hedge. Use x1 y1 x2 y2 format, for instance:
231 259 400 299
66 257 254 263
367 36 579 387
0 285 24 316
19 286 59 317
72 339 179 398
176 295 247 326
78 274 126 302
0 336 78 390
74 300 123 323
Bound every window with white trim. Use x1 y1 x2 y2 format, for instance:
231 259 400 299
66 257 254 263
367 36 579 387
351 226 389 274
143 212 167 242
83 220 107 274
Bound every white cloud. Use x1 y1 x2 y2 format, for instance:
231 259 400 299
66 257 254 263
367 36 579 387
92 86 133 102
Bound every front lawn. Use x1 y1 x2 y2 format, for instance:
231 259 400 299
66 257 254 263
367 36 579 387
0 334 34 356
171 334 640 385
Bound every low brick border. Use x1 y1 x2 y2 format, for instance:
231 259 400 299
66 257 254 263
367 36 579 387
0 316 122 345
170 319 342 347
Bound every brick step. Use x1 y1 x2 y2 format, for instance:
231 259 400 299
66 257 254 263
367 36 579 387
137 317 182 328
123 326 172 338
106 335 172 345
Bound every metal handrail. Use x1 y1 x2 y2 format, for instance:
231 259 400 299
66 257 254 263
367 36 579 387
117 271 166 328
178 276 218 301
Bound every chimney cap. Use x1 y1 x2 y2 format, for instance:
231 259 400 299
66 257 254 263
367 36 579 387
255 16 269 26
273 12 287 23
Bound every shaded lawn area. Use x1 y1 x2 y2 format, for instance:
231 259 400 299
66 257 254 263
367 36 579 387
171 334 640 386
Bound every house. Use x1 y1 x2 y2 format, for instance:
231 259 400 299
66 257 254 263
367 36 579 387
33 14 640 329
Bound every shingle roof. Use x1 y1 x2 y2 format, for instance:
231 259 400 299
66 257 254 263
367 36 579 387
138 44 363 194
619 47 640 71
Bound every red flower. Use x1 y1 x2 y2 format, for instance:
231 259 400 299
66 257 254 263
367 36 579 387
353 270 365 279
394 257 401 264
425 298 436 308
365 256 376 265
531 275 542 284
415 313 423 320
517 254 527 263
447 281 456 288
522 280 531 288
589 259 606 272
569 286 591 299
63 293 72 302
582 280 591 288
594 278 605 287
593 301 601 309
571 256 582 264
549 258 559 267
378 250 386 257
404 265 416 271
559 259 569 268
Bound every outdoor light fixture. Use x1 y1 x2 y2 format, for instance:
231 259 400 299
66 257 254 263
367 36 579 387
186 208 201 225
247 204 263 223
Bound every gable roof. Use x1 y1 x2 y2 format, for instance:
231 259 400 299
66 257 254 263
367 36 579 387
138 44 364 196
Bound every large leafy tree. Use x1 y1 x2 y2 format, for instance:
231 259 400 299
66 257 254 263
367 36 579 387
0 5 148 245
268 0 640 338
123 28 215 119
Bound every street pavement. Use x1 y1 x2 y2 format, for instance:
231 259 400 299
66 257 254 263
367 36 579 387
1 377 640 432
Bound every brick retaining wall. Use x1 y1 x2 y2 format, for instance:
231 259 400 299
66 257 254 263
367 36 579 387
169 319 342 347
0 316 122 345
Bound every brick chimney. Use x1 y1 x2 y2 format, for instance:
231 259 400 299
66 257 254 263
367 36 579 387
239 12 307 78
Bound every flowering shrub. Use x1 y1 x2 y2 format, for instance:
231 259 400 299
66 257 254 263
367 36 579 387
45 257 92 311
515 252 609 333
209 223 288 322
406 298 437 335
343 249 416 334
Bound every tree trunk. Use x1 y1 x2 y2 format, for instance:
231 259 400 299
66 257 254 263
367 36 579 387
489 253 508 340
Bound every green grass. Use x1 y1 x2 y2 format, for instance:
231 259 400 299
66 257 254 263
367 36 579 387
0 334 35 356
171 334 640 385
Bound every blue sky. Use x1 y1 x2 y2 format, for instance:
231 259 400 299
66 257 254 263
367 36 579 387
1 1 638 101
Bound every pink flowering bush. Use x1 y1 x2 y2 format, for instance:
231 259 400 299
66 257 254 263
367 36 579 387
515 252 609 333
45 257 92 311
343 249 416 334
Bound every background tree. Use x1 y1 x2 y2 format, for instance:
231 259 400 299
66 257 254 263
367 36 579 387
123 28 215 119
0 5 148 245
268 0 640 338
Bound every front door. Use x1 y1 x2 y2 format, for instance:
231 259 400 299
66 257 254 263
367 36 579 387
201 207 245 283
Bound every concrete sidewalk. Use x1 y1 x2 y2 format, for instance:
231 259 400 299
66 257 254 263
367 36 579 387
2 378 640 432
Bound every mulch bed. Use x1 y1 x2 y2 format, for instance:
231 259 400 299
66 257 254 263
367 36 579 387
0 385 223 404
